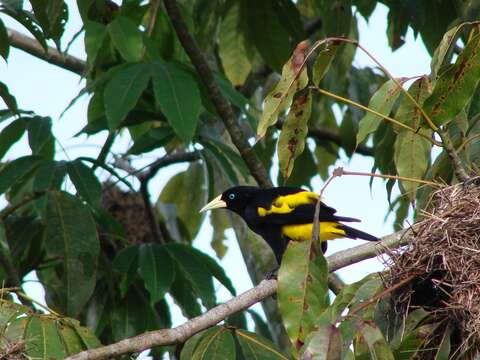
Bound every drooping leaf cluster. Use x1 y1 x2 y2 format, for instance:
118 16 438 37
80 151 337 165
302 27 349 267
0 0 479 358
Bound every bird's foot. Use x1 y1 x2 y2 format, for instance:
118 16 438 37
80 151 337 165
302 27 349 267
265 267 279 280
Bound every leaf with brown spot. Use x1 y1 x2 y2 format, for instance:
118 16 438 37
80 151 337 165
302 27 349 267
277 240 329 356
424 33 480 127
256 42 309 139
300 323 342 360
278 91 312 180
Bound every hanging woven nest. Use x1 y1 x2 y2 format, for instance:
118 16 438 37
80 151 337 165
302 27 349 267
385 179 480 359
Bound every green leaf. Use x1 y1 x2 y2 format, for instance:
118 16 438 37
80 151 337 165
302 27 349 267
67 159 102 207
434 325 452 360
193 248 236 296
430 24 465 79
247 309 273 341
27 116 54 158
191 326 235 360
390 308 431 348
218 0 252 86
0 117 27 159
0 299 27 333
356 79 403 145
355 321 394 360
57 320 86 355
277 91 312 180
127 127 175 154
158 163 205 240
104 64 151 129
278 241 329 351
394 130 431 200
67 318 102 349
84 20 108 67
300 323 342 360
33 160 67 192
2 8 47 51
24 316 67 359
152 62 202 143
30 0 68 43
236 329 288 360
424 33 480 126
43 191 100 317
138 243 175 304
392 323 438 360
107 16 143 62
0 18 9 60
202 144 239 185
0 81 18 112
166 244 216 309
244 0 292 71
395 77 432 129
169 260 202 318
313 43 339 85
256 43 309 139
113 245 139 298
0 155 42 194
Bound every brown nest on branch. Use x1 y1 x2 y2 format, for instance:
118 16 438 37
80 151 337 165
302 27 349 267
385 180 480 359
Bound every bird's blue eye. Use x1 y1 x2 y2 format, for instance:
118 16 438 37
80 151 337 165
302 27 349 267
229 193 235 200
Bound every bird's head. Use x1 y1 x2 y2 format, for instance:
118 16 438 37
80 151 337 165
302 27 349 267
200 186 258 215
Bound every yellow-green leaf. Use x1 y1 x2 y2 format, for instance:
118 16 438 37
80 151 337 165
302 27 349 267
277 91 312 180
356 79 403 145
394 130 431 200
218 1 253 86
278 240 329 352
424 33 480 126
256 42 309 139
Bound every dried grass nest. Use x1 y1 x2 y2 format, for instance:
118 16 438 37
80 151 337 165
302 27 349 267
385 179 480 359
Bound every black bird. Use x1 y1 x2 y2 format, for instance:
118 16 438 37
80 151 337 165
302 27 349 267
200 186 379 264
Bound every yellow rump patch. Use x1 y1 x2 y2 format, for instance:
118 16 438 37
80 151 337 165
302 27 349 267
281 222 346 242
257 191 318 217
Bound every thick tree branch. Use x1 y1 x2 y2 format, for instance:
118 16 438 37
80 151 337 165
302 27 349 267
162 0 272 188
67 227 415 360
8 28 85 75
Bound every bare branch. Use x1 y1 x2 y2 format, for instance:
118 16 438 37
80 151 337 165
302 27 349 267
8 28 85 75
162 0 272 188
66 227 414 360
66 279 278 360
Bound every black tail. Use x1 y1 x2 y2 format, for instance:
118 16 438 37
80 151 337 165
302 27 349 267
341 225 379 241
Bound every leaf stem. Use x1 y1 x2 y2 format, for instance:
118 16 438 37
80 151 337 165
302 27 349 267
332 167 442 187
310 86 441 146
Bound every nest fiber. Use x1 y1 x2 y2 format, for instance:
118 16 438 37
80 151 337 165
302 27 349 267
386 181 480 358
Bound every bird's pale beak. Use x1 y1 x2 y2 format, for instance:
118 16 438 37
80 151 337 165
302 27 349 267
199 194 227 213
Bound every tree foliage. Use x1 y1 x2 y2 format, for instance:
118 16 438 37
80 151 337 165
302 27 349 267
0 0 479 359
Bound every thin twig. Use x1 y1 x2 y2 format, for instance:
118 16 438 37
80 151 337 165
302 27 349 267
0 191 45 220
139 181 165 244
92 132 116 172
311 86 441 146
437 130 470 182
336 168 442 187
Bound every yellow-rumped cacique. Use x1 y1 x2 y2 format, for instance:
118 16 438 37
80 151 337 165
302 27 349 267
200 186 379 264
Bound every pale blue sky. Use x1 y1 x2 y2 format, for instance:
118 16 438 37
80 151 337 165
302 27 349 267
0 0 432 345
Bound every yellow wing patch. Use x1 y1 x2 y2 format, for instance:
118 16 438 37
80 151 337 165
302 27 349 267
257 191 318 217
281 222 346 242
274 191 318 207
